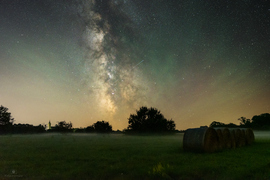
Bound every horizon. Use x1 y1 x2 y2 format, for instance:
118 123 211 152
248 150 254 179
2 105 269 131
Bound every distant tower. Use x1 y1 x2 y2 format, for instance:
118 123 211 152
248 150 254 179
48 121 51 130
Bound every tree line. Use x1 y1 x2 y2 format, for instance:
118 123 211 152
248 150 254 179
210 113 270 129
1 104 269 134
0 105 46 134
0 105 176 134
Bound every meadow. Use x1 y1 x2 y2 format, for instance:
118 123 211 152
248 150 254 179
0 132 269 180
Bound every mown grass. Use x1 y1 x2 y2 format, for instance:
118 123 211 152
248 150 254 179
0 133 269 180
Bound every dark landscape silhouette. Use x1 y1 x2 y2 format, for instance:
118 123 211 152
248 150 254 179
0 105 269 134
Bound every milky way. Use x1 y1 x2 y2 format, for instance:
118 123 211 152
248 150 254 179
77 0 150 120
0 0 269 130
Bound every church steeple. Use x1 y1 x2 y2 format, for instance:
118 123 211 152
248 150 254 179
48 121 51 130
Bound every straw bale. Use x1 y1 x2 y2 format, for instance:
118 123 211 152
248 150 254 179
235 128 245 147
222 128 232 149
229 129 236 148
240 129 247 146
183 127 219 153
240 129 246 146
214 128 231 149
213 128 225 150
245 128 255 145
229 128 245 147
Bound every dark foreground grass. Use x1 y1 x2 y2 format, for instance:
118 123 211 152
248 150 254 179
0 133 269 180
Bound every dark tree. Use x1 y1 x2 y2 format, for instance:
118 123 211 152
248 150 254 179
0 105 14 134
73 128 85 133
54 121 73 132
85 125 95 132
0 105 14 126
127 106 175 132
210 121 238 128
238 117 252 127
93 121 112 133
226 123 238 127
167 119 176 131
209 121 226 127
35 124 46 133
13 123 46 134
251 113 270 129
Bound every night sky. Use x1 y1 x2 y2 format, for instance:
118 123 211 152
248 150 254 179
1 0 269 130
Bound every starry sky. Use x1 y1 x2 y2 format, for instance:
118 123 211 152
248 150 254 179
1 0 269 130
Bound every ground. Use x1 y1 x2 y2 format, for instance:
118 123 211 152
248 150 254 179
0 132 269 179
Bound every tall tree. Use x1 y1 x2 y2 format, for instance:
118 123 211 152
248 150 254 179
0 105 14 133
238 117 252 127
127 106 175 132
0 105 14 126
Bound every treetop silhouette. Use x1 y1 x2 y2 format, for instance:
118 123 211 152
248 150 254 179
127 106 175 132
0 105 14 126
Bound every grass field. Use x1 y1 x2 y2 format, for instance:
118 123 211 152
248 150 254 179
0 132 269 180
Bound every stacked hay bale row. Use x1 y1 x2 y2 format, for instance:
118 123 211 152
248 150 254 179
183 127 255 153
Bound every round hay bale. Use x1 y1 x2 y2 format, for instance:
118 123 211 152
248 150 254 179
214 128 231 149
240 129 247 146
240 128 247 146
183 127 219 153
236 128 245 147
229 129 236 148
230 128 245 147
233 129 241 147
245 128 255 145
222 128 232 149
213 128 225 150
